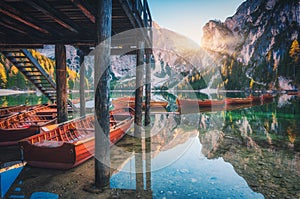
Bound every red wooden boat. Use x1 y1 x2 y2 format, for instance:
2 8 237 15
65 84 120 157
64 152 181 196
112 97 168 109
199 99 224 107
249 95 261 102
18 107 134 169
287 91 300 96
261 93 274 101
35 107 57 116
225 97 253 105
0 104 45 119
176 98 225 108
0 106 57 146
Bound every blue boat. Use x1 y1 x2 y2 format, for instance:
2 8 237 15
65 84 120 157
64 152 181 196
0 161 26 198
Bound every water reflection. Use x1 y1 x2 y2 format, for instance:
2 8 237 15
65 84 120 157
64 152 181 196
111 128 264 198
111 94 300 198
0 93 299 198
0 93 49 107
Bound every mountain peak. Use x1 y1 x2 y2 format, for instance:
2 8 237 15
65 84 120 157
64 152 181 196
201 0 300 65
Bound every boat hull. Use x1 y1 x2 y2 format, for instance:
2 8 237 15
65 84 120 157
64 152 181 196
19 108 134 169
0 119 57 146
225 98 253 105
0 161 27 198
19 139 94 169
112 97 168 109
176 99 225 113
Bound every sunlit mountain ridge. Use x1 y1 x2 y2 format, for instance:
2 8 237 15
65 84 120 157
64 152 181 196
1 0 298 92
152 0 300 91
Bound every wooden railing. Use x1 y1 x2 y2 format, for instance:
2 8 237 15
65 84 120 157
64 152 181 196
128 0 152 28
127 0 152 44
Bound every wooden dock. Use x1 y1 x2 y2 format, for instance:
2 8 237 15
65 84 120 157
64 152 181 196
0 0 153 190
0 0 152 50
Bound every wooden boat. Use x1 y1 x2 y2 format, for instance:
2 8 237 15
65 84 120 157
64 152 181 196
0 104 45 119
112 97 168 109
0 161 27 198
287 91 300 96
0 105 23 118
35 107 57 116
176 98 225 114
225 97 253 105
249 95 261 102
176 98 225 108
0 106 57 146
261 93 273 101
18 107 134 169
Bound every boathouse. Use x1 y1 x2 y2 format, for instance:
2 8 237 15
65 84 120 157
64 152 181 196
0 0 152 189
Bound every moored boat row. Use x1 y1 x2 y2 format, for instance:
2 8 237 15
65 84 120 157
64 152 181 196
0 104 46 120
112 97 169 109
0 93 276 169
18 107 134 169
176 93 274 112
0 105 57 146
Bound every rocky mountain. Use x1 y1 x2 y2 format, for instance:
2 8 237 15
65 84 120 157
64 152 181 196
202 0 299 64
135 0 300 92
8 0 297 92
201 0 300 89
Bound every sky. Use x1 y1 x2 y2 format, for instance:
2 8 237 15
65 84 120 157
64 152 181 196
149 0 245 45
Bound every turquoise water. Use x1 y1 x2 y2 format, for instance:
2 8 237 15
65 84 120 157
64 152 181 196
110 93 300 198
111 137 265 198
0 93 50 107
1 92 299 198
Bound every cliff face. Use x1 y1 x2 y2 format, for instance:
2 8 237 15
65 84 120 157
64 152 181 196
201 0 300 66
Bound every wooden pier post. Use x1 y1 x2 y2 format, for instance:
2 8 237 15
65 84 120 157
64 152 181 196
134 40 145 195
78 49 86 117
134 41 145 132
94 0 112 189
145 121 152 191
144 52 151 126
55 44 68 123
135 137 144 195
145 53 152 189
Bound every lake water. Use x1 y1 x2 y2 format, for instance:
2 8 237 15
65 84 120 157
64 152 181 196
109 92 300 199
0 92 299 198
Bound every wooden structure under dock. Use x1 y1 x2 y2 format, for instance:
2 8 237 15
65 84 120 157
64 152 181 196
0 0 153 191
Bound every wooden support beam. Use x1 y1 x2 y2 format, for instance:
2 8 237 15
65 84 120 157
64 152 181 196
25 0 80 33
78 48 87 117
94 0 112 189
145 125 151 191
144 52 151 126
0 21 27 35
55 44 68 123
144 52 152 191
134 41 145 195
135 136 144 194
71 0 96 23
134 41 145 133
0 2 49 34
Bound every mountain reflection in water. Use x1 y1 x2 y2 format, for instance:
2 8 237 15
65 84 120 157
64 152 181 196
111 94 300 199
111 135 264 198
0 93 299 198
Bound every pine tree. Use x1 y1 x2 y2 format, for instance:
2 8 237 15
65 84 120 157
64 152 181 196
289 39 300 81
289 40 300 62
0 62 7 88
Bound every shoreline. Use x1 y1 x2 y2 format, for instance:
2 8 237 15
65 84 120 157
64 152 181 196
0 89 36 96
